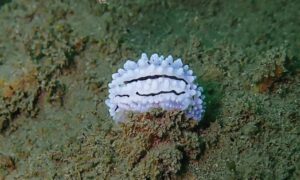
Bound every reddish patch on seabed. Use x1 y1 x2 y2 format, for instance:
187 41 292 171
257 65 284 93
1 68 39 99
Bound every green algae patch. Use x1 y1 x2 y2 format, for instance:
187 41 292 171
0 7 87 132
49 110 204 179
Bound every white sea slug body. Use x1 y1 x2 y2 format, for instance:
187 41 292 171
105 53 205 122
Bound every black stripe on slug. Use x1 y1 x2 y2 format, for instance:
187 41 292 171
124 75 188 85
115 94 130 97
136 90 185 97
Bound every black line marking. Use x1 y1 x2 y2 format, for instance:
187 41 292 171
124 75 188 85
115 105 119 111
115 94 130 97
136 90 185 97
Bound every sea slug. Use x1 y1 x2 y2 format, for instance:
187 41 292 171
105 53 205 122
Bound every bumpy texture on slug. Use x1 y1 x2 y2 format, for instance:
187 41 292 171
105 53 205 121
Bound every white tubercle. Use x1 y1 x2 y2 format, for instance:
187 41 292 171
173 59 183 68
105 53 205 122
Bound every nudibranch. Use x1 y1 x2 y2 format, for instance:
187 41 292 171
105 53 205 122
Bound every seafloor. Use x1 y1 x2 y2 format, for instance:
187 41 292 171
0 0 299 179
